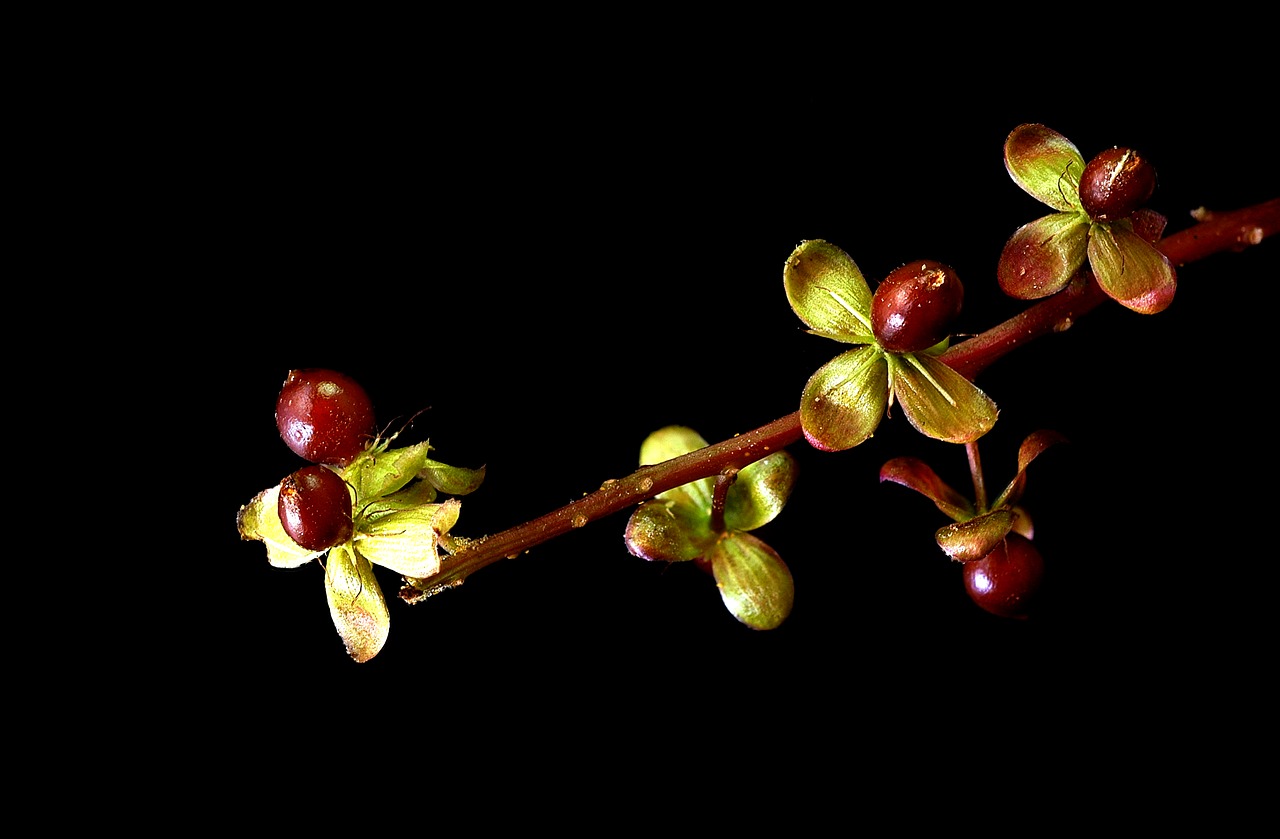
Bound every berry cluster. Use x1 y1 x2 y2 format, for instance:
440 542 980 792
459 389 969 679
273 368 376 551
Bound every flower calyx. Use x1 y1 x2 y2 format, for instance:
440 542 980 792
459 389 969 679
623 426 798 630
784 239 998 452
998 123 1176 314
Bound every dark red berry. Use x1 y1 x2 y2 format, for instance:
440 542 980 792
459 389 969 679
275 369 376 466
963 533 1045 620
871 260 964 353
1078 146 1156 222
278 465 353 551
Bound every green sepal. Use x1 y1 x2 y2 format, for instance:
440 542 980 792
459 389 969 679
800 345 888 452
997 212 1089 300
324 543 390 664
1086 221 1177 314
420 458 486 496
724 451 798 532
343 440 433 503
935 509 1018 562
889 353 998 444
624 498 715 562
784 239 875 343
1003 124 1085 212
709 532 794 630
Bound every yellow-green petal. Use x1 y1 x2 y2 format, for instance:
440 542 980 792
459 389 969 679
784 239 875 343
890 353 998 444
355 498 460 579
997 212 1089 300
1003 124 1085 212
236 485 325 569
724 450 798 532
1086 222 1177 314
324 543 389 663
710 532 794 630
640 426 713 510
800 346 888 452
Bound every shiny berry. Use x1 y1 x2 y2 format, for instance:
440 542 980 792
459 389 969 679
278 465 353 551
1078 146 1156 222
275 369 376 466
963 533 1045 620
871 260 964 353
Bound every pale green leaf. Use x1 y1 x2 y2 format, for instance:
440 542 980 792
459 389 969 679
783 239 875 343
710 532 794 630
1003 124 1085 212
890 354 998 444
1087 222 1177 314
324 544 390 663
800 346 888 452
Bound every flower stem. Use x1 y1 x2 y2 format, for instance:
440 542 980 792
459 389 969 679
404 197 1279 600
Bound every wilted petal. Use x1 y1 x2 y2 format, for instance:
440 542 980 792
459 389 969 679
709 532 794 630
800 346 888 452
879 456 975 522
991 429 1068 510
998 212 1089 300
624 499 714 562
724 451 799 532
890 353 998 444
783 239 875 343
355 498 460 578
1087 222 1177 314
1003 124 1085 212
324 543 390 663
236 485 325 569
935 509 1018 562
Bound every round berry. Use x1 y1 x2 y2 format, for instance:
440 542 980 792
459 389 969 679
963 533 1045 620
871 260 964 354
278 465 354 551
1078 146 1156 222
275 369 376 466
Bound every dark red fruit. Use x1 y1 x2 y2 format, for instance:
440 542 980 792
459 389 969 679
275 369 376 466
871 260 964 354
278 465 353 551
963 533 1045 620
1078 146 1156 222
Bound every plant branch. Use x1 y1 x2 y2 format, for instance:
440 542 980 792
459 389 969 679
405 197 1278 599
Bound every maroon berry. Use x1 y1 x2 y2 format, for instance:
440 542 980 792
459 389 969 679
1078 146 1156 222
275 369 376 466
963 533 1045 620
871 260 964 353
278 465 353 551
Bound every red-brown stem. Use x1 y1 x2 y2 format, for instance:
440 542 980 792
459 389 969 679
408 197 1279 598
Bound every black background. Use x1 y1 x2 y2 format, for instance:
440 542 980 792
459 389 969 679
160 79 1275 753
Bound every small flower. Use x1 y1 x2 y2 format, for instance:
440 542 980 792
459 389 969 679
999 123 1176 314
623 426 798 630
237 433 484 662
784 239 999 452
879 429 1066 560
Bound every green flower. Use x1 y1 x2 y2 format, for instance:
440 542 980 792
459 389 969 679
237 435 484 662
998 123 1176 314
784 239 998 452
623 426 797 630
